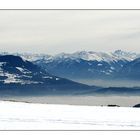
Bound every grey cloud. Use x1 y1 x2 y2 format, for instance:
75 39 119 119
0 10 140 54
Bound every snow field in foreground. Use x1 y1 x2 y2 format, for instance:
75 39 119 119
0 101 140 130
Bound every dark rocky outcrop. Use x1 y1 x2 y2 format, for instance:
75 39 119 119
133 104 140 108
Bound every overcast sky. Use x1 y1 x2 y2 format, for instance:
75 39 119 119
0 10 140 54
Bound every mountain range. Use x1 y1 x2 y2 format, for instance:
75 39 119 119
0 52 140 96
1 50 140 81
31 50 140 81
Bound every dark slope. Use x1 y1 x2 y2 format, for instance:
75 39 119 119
0 55 96 96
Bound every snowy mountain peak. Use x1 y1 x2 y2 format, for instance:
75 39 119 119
112 50 138 61
72 51 107 61
53 50 139 62
114 50 125 55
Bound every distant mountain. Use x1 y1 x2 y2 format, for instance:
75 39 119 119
118 57 140 80
33 50 140 80
1 54 140 96
2 49 137 64
1 50 140 81
0 55 96 96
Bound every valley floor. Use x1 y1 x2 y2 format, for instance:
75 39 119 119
0 101 140 130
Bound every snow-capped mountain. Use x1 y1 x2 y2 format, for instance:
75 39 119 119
50 50 139 62
16 53 51 62
0 54 53 85
0 52 52 62
1 50 138 63
33 50 140 80
112 50 138 61
0 55 95 96
1 50 140 81
1 54 140 96
1 52 140 128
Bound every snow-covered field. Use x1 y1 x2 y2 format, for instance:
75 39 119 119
0 101 140 130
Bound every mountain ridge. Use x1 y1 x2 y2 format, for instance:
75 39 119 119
1 50 140 81
1 50 139 62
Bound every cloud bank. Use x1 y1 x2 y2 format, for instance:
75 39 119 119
0 10 140 54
